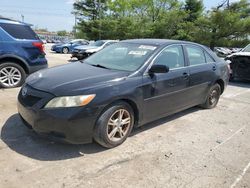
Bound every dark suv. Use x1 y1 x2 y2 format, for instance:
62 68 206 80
0 17 48 88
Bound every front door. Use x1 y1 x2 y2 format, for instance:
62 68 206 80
142 45 190 123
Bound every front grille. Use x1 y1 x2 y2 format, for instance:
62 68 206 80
18 84 54 108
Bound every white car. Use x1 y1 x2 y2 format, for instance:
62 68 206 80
226 44 250 81
71 40 119 60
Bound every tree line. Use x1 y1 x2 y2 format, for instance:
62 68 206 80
73 0 250 49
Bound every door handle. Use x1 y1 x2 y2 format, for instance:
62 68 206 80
212 66 216 71
182 72 189 79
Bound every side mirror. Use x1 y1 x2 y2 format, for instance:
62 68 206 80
149 65 169 74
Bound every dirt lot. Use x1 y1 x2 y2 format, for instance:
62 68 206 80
0 44 250 188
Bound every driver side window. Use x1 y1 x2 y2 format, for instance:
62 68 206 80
154 45 185 69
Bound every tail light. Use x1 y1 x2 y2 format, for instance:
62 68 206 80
32 42 45 54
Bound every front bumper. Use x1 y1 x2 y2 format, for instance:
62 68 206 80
17 87 102 144
71 51 89 60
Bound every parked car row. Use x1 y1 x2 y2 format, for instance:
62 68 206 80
214 47 242 57
51 39 119 60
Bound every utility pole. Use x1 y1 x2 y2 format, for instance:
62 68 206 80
99 0 101 40
21 14 24 22
74 14 77 38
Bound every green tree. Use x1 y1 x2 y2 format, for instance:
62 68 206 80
184 0 204 22
195 0 250 49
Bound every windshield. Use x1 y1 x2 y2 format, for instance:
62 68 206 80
242 44 250 52
90 40 105 47
84 43 157 72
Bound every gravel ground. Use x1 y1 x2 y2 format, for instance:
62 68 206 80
0 44 249 188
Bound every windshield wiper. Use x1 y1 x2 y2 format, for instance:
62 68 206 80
91 64 110 69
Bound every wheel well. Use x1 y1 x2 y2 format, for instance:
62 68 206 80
0 57 29 74
216 79 224 94
101 99 140 126
120 99 139 126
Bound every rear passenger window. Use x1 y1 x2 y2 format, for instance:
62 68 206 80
204 51 215 63
0 23 39 40
186 46 206 66
155 45 185 69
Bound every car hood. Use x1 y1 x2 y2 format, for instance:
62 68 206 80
26 62 129 96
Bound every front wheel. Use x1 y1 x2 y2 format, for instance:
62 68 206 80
62 47 69 54
93 102 134 148
200 83 221 109
0 62 26 88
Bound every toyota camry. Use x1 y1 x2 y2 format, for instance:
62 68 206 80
18 39 229 148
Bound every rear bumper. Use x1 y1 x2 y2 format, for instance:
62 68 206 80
18 101 102 144
28 63 48 74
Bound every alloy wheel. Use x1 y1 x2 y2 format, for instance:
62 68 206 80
107 109 131 142
208 89 219 106
0 66 22 87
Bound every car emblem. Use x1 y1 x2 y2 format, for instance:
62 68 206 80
22 87 28 97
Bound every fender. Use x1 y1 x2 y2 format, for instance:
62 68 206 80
0 54 29 72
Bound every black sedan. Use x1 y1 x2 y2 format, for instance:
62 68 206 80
18 39 229 148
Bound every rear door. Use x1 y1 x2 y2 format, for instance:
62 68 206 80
184 45 217 105
142 45 190 122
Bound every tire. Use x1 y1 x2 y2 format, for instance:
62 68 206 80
93 101 134 148
200 83 221 109
0 62 26 88
62 47 69 54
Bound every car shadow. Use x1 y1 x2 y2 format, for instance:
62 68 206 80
1 107 200 161
1 114 106 161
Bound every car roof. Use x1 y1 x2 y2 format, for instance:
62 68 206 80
121 39 199 46
0 16 30 26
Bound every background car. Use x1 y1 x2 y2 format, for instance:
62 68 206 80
71 40 118 60
225 44 250 81
51 39 89 54
0 17 47 88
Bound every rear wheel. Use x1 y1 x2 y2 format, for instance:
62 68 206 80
62 47 69 54
93 102 134 148
200 83 221 109
0 62 26 88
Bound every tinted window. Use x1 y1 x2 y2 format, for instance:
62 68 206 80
186 46 206 66
0 23 39 40
204 51 215 63
155 45 185 69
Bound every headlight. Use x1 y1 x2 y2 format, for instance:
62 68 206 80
44 94 96 108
